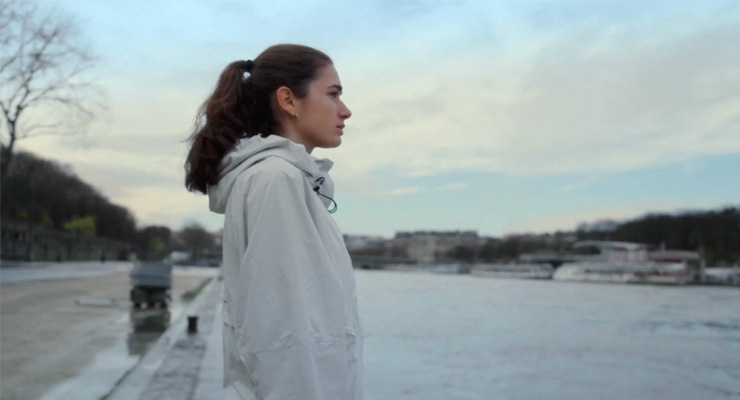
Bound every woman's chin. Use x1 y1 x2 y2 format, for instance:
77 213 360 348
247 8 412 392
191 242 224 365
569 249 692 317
320 138 342 149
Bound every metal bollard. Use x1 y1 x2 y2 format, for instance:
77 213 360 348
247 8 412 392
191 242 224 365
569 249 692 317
187 315 198 333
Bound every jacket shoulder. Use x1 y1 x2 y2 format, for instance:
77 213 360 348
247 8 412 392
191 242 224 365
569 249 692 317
237 157 305 187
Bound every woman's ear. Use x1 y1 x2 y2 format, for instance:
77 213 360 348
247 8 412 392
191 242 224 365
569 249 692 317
275 86 296 117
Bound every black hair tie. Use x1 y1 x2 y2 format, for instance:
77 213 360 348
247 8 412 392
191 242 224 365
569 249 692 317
243 59 254 73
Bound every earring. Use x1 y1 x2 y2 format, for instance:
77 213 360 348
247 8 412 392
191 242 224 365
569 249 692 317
291 112 299 119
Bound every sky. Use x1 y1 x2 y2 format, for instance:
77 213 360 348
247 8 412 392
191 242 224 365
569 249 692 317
13 0 740 238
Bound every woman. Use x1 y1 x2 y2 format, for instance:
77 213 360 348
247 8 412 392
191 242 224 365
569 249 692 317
185 44 363 400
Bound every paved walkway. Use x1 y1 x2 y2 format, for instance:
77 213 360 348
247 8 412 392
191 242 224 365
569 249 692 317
108 277 224 400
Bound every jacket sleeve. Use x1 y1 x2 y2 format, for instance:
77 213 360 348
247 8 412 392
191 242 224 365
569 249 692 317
231 167 351 400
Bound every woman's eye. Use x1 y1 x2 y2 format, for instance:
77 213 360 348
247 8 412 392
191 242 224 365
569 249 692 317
330 92 340 98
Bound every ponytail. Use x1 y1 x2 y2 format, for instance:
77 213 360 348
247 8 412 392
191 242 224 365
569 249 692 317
185 44 332 194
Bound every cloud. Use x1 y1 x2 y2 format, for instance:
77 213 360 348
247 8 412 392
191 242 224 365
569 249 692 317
385 187 421 197
434 183 468 192
326 5 740 190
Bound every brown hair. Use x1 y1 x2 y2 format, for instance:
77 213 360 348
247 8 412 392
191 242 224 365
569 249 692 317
185 44 332 194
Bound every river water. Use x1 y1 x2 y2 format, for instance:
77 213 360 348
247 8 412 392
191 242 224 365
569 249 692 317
356 270 740 400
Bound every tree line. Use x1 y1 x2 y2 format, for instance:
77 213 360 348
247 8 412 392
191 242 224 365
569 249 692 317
444 207 739 266
1 150 218 261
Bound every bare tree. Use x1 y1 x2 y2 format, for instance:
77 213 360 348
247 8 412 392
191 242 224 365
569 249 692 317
0 0 102 183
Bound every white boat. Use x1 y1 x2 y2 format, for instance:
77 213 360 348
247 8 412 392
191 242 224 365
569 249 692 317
553 261 693 285
471 263 554 280
704 267 740 286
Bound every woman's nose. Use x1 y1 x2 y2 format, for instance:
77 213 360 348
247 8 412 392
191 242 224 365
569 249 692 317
340 101 351 119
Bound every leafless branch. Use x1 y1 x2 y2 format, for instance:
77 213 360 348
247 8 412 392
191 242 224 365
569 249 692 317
0 0 103 180
17 123 65 139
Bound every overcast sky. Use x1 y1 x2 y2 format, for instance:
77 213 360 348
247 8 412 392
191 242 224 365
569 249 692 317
18 0 740 237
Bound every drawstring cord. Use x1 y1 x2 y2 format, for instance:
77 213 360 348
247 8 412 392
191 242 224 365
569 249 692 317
313 177 337 213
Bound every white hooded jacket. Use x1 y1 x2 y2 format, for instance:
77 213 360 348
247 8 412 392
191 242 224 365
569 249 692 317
209 135 364 400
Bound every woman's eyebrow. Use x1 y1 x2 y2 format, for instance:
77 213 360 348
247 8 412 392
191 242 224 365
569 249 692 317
328 84 343 92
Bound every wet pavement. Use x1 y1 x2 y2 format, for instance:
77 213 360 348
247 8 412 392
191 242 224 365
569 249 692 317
0 262 217 400
108 275 223 400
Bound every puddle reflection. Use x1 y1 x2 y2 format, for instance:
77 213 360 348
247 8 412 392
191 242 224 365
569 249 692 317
127 309 171 356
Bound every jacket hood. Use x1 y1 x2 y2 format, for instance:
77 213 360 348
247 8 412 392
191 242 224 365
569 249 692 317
208 135 334 214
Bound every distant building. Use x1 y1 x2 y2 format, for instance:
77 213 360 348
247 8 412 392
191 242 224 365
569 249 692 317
391 230 479 263
343 234 387 251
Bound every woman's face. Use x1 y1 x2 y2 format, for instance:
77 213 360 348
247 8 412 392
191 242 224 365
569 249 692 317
292 64 352 152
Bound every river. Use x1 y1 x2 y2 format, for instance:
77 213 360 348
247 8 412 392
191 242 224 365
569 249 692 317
356 269 740 399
